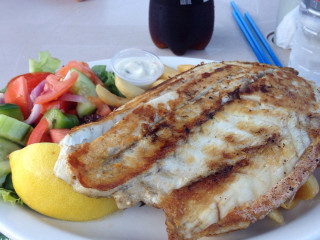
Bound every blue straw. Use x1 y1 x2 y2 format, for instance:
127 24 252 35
231 1 271 64
244 12 283 67
231 11 265 63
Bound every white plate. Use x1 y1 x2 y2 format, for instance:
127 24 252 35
1 56 320 240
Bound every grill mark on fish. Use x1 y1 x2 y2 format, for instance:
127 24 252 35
161 139 320 240
160 159 250 237
110 98 294 208
68 64 269 191
71 90 235 190
75 88 251 192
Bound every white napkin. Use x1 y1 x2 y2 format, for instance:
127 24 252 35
275 6 299 49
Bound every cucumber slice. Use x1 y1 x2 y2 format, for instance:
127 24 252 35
70 68 97 117
0 138 21 186
70 68 98 97
43 109 79 129
0 137 21 162
76 100 97 118
0 115 33 146
0 104 24 121
0 161 10 180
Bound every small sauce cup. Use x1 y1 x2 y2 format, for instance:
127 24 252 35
111 48 164 89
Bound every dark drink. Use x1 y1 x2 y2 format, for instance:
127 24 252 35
149 0 214 55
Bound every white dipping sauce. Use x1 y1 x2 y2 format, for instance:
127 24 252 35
111 48 164 89
115 57 159 81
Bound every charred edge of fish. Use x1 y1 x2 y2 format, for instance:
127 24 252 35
260 85 269 93
68 143 90 170
69 138 144 189
179 64 233 94
149 122 171 142
202 72 211 78
83 136 180 191
243 70 279 95
216 64 232 73
228 88 241 100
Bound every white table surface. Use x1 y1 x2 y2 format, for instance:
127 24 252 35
0 0 289 88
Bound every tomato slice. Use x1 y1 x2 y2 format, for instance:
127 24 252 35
57 60 104 86
97 103 111 117
88 97 111 117
40 100 75 114
4 76 32 119
27 117 50 145
49 129 70 143
34 71 78 105
12 72 51 93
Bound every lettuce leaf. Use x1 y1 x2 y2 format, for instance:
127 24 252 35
29 51 61 73
0 174 22 205
91 65 125 98
0 188 22 205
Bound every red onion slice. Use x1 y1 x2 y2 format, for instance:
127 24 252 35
30 80 46 103
0 93 4 104
59 93 86 103
24 104 42 125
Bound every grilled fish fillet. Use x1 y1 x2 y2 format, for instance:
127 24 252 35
54 61 320 239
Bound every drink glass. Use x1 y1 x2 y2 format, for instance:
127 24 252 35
288 0 320 83
149 0 215 56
